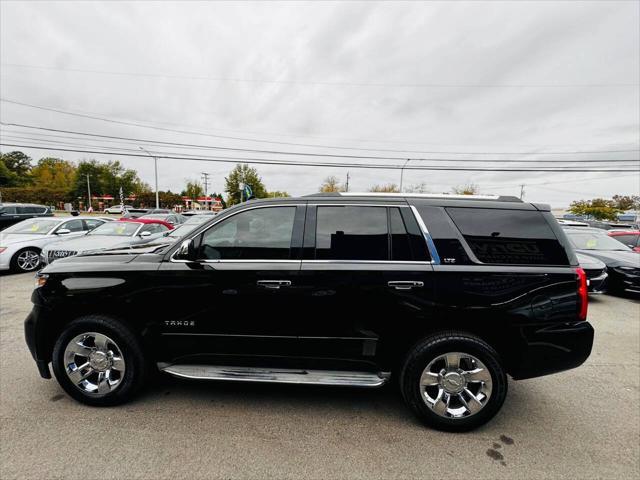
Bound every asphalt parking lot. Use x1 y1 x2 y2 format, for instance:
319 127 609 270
1 272 638 480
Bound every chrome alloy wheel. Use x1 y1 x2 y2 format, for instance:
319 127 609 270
419 352 493 418
63 332 126 396
16 250 40 271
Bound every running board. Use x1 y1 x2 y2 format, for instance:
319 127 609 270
158 364 390 388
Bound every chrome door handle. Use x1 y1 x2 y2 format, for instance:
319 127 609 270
257 280 292 289
388 281 424 290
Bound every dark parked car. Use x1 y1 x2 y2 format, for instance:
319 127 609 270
564 227 640 295
608 230 640 253
25 193 593 431
0 203 53 231
576 252 608 293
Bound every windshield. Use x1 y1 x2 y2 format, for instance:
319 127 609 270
567 231 632 251
88 222 140 236
167 223 201 238
2 218 60 235
185 215 211 225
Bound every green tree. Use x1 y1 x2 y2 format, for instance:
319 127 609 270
0 151 33 185
31 157 77 190
319 175 343 193
612 195 640 211
224 164 267 205
266 190 291 198
569 198 623 221
182 180 204 199
369 183 399 193
72 160 147 207
0 158 21 186
210 192 227 209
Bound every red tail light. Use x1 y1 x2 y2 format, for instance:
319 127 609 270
575 267 588 321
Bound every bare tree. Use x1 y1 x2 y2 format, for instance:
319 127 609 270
452 183 479 195
369 183 400 193
320 175 343 192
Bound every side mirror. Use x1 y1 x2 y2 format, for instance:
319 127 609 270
139 231 152 237
174 238 197 261
56 228 71 235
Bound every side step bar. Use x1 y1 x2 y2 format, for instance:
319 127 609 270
159 364 390 388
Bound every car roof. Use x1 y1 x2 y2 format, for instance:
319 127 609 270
118 218 169 225
608 230 640 235
0 202 48 207
563 227 608 234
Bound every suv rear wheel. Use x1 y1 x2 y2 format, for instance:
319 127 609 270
400 332 507 431
52 315 146 406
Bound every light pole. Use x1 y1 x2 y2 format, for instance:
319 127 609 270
399 159 410 192
139 147 159 209
86 174 92 212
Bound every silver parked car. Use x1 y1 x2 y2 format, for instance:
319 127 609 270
41 219 171 265
0 217 107 273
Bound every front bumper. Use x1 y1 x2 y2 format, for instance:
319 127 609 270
509 321 594 380
24 305 53 379
587 271 608 293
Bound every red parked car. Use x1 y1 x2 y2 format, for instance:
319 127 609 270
120 217 175 230
608 230 640 252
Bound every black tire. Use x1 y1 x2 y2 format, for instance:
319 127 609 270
52 315 146 406
400 331 507 432
10 247 41 273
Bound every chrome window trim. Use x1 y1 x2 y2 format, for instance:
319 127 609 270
309 203 407 207
410 205 441 265
302 259 432 265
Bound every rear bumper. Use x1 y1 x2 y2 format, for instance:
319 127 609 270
509 321 594 380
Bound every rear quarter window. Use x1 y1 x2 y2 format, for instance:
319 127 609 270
446 207 569 265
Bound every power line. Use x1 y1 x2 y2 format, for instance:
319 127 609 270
2 99 639 156
3 63 638 88
2 124 638 165
2 143 639 173
2 136 638 169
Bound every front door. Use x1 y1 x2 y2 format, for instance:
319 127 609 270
157 204 306 366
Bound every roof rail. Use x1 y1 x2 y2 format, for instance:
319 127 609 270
304 192 523 202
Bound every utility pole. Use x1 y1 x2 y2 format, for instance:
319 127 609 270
201 172 210 196
86 174 92 212
399 159 410 192
345 172 350 192
139 147 159 209
520 184 526 200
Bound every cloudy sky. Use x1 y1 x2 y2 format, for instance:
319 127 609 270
1 0 638 207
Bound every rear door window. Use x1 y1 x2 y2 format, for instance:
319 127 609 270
446 208 569 265
315 206 388 260
60 219 85 232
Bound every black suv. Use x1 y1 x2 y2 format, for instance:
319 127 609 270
0 203 53 230
25 193 593 431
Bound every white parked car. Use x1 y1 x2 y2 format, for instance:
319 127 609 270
104 205 133 214
0 217 107 273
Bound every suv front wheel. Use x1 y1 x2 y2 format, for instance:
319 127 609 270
400 332 507 431
52 315 146 406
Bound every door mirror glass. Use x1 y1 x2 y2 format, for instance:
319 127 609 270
56 228 71 235
175 238 196 261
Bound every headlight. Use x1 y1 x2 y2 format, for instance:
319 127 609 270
0 247 7 254
35 272 49 288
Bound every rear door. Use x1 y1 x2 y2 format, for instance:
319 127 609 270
296 202 435 369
